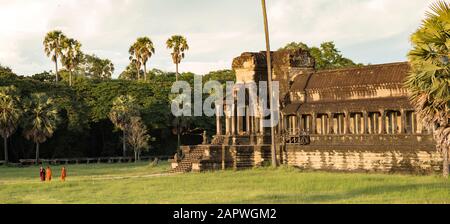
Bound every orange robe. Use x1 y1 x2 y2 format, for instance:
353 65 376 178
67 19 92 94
45 168 52 181
61 168 67 181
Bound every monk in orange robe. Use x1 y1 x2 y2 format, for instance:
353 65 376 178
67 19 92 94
45 166 52 182
60 167 67 182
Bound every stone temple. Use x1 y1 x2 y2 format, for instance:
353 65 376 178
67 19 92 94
171 49 442 173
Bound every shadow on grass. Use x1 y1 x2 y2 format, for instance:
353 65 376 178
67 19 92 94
236 183 449 204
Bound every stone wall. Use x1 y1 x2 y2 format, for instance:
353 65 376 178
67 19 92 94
282 134 442 174
188 134 443 174
195 145 272 171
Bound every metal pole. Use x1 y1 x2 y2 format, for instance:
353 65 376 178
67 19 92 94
261 0 278 167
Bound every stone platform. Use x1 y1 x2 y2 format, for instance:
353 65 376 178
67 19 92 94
170 134 443 174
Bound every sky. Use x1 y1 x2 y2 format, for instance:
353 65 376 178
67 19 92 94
0 0 435 78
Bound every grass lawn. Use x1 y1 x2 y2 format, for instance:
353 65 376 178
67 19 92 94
0 162 449 204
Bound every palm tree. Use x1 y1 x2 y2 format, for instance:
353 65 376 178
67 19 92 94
128 41 142 80
43 30 67 83
61 38 83 86
261 0 277 167
137 37 155 81
0 86 22 163
406 0 450 178
22 93 59 163
166 35 189 81
109 95 140 157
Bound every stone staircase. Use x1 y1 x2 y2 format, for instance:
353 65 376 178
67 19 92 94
170 147 206 173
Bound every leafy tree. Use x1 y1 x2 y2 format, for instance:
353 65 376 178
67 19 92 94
280 41 362 70
282 42 309 51
82 54 114 80
61 38 83 86
406 0 450 178
166 35 189 81
0 65 232 160
31 71 56 83
0 86 22 163
109 95 140 157
22 93 59 163
43 30 67 83
0 65 14 76
203 70 236 84
118 61 142 80
127 116 151 162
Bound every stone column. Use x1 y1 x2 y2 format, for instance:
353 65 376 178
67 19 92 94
225 117 230 135
249 108 253 134
391 112 398 134
255 116 260 134
328 113 333 134
380 110 386 134
372 113 380 134
253 116 257 135
231 104 236 135
417 114 424 134
238 105 245 135
321 114 326 135
259 113 264 135
337 114 343 134
363 111 369 134
294 116 297 134
344 111 350 134
216 112 222 136
355 113 361 134
246 106 250 134
311 113 317 134
298 115 303 133
400 109 406 134
306 115 311 133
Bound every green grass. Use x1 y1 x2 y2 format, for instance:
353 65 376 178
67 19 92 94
0 162 449 204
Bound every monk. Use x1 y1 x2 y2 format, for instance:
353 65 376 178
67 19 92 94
60 167 67 182
45 166 52 182
39 166 45 182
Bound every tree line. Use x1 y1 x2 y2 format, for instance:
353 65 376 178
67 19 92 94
0 64 235 163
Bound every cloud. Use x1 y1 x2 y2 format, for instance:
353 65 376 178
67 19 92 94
0 0 436 77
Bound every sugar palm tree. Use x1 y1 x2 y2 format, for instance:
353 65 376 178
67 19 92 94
109 95 140 157
61 38 83 86
0 86 22 163
129 38 145 81
406 0 450 178
166 35 189 81
22 93 59 163
137 37 155 81
43 30 67 83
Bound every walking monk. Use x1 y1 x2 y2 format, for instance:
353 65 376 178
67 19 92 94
45 166 52 182
39 166 45 182
60 167 67 182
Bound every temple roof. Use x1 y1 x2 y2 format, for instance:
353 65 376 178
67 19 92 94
291 62 410 91
282 97 413 115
